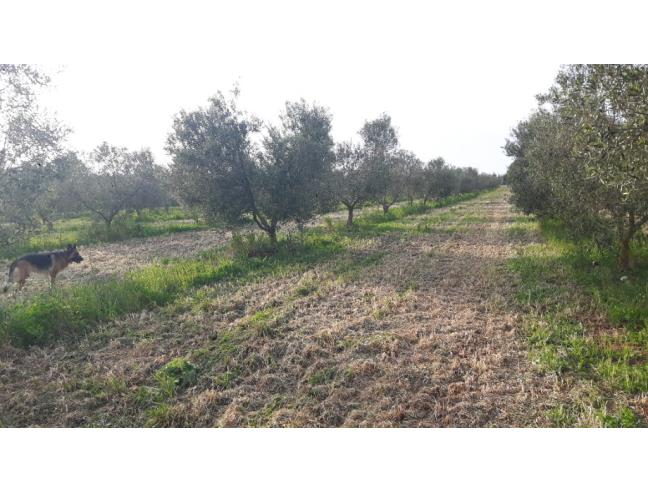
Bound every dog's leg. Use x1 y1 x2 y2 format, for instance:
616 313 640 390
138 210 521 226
49 272 57 288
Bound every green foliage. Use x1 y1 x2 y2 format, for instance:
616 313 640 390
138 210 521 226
506 64 648 269
155 358 197 396
167 93 334 244
599 406 642 428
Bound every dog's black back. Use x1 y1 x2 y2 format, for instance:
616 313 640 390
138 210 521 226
15 253 54 271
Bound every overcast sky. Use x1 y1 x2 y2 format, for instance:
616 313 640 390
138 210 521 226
6 1 644 174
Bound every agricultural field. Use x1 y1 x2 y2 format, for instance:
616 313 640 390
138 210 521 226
1 63 646 431
4 187 624 428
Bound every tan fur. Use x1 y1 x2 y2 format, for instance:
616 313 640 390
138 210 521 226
4 245 84 293
10 255 69 289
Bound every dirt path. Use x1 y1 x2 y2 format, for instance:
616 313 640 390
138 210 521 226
0 190 568 427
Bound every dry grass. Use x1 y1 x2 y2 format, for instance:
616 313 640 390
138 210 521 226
0 190 572 427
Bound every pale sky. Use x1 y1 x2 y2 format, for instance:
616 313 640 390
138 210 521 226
5 0 644 174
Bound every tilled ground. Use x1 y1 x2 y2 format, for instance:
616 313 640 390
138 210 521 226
0 191 569 427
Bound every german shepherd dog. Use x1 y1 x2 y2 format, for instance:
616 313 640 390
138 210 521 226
2 244 84 292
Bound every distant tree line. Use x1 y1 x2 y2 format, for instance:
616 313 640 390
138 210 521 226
506 64 648 270
0 64 501 252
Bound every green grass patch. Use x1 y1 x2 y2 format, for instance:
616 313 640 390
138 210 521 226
155 357 198 397
509 214 648 426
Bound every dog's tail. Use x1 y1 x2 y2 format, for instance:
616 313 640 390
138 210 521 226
2 263 15 294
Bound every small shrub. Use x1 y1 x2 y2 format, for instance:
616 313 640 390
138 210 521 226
230 232 275 258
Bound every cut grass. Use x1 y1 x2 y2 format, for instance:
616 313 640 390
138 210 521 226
0 188 498 349
509 216 648 426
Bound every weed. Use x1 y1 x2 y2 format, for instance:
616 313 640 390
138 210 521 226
230 232 275 258
308 367 337 385
154 357 198 397
145 403 176 427
245 308 280 337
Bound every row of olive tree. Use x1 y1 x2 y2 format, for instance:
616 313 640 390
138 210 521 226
166 95 334 247
1 65 499 251
331 114 500 226
0 65 176 247
506 64 648 270
0 64 68 246
63 144 173 227
166 94 502 241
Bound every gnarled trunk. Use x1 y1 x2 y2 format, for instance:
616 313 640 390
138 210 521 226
267 226 277 250
619 236 631 271
346 206 354 228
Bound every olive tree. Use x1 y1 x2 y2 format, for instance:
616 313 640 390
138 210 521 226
167 93 334 247
67 143 157 227
331 141 370 227
507 64 648 269
0 65 68 247
397 149 424 205
422 158 453 203
360 114 402 213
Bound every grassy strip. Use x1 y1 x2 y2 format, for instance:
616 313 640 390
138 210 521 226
0 207 208 259
509 216 648 427
0 188 496 348
327 191 487 236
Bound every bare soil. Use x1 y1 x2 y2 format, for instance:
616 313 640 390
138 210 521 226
0 191 570 427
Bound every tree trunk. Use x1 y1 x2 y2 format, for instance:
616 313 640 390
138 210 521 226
618 211 636 270
346 205 354 228
619 236 631 270
267 227 277 250
382 203 390 214
38 212 54 232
